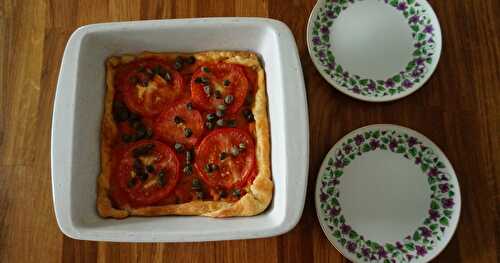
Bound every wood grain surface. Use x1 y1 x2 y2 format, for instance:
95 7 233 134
0 0 498 262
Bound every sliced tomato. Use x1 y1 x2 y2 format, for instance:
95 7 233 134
191 63 249 113
116 58 184 117
154 100 204 147
195 128 255 189
115 140 180 207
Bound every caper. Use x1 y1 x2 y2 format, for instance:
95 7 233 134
186 102 193 111
174 57 183 70
243 109 254 122
226 119 236 127
183 164 193 175
145 128 153 139
192 179 202 190
140 79 149 87
223 79 231 86
184 127 193 138
217 104 227 111
219 190 227 198
216 109 225 118
195 77 203 84
195 191 204 200
214 90 222 99
232 189 241 197
203 163 212 173
132 143 155 157
239 143 246 150
127 178 137 188
209 163 219 171
219 152 228 160
164 71 172 81
206 113 217 122
174 115 184 124
205 121 215 130
185 150 194 162
201 66 210 73
185 56 196 64
146 165 155 173
174 143 184 152
231 146 240 156
137 171 148 181
216 119 224 127
224 95 234 105
203 85 211 96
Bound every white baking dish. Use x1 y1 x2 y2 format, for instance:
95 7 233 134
51 18 309 242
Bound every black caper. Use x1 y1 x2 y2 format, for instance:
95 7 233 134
132 143 155 157
183 164 193 175
226 119 236 127
200 77 209 84
232 189 241 197
174 115 184 124
205 121 215 130
192 179 202 190
158 175 166 187
145 68 153 76
174 143 184 152
244 94 253 105
231 146 240 156
195 191 204 200
158 170 166 178
243 109 255 122
146 165 155 173
203 163 212 173
223 79 231 86
127 178 137 188
185 150 194 162
219 190 227 198
152 65 161 75
133 159 143 173
201 66 210 73
217 104 227 111
216 119 225 127
239 143 246 150
135 127 146 139
216 109 225 118
184 128 193 138
214 90 222 99
140 78 149 87
194 77 203 84
164 71 172 81
209 163 219 171
137 171 148 181
224 95 234 105
203 85 211 96
186 102 193 111
219 151 228 161
174 57 183 70
113 101 129 122
206 113 217 122
185 56 196 64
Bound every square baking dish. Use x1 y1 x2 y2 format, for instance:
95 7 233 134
51 17 308 242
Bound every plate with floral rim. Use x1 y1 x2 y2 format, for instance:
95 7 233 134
315 124 460 262
306 0 442 102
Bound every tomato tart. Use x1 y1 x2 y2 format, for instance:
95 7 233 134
97 51 272 218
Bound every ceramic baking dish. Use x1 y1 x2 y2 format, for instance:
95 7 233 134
51 18 309 242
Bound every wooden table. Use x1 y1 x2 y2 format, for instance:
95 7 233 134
1 0 498 262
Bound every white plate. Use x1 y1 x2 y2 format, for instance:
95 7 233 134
307 0 442 102
51 18 309 242
315 124 460 262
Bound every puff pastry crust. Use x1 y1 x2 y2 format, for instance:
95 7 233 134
97 51 272 218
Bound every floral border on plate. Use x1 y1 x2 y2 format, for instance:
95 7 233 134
318 129 457 262
310 0 437 97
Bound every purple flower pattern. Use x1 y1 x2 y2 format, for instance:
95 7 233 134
311 0 437 98
319 129 455 262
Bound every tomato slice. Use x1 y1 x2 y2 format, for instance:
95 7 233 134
195 128 255 189
191 63 249 114
116 58 184 117
115 140 180 207
154 100 204 147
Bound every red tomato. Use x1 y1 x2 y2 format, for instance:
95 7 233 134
116 58 184 117
154 100 204 147
115 140 180 207
195 128 255 189
190 63 249 114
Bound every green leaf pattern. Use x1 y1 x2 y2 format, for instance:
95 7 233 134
311 0 437 97
319 129 456 262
